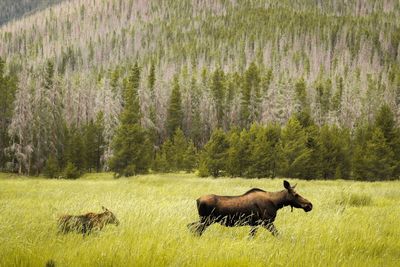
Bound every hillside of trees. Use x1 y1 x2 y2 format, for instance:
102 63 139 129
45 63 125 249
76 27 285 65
0 0 65 26
1 0 400 180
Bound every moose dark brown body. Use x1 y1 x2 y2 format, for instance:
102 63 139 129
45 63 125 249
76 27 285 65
188 180 312 237
58 206 119 235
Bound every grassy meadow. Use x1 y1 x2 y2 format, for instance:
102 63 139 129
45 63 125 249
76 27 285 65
0 172 399 267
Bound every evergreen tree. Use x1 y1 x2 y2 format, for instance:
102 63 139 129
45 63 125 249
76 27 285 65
166 75 183 137
303 124 322 179
63 162 80 179
248 123 282 178
153 129 198 173
182 141 198 172
84 120 97 171
94 112 106 172
66 126 85 172
332 76 343 112
240 63 260 128
147 62 158 143
353 128 395 180
319 125 351 179
121 63 141 125
200 129 229 177
226 127 255 177
280 117 312 178
84 112 105 172
172 129 188 170
34 59 65 174
211 68 225 128
109 124 152 176
190 77 203 148
0 56 17 169
153 138 175 173
109 63 152 176
352 124 373 180
43 155 59 178
374 104 400 176
295 77 308 112
226 129 243 177
152 147 169 172
314 79 332 125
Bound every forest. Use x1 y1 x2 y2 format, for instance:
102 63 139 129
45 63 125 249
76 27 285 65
1 0 400 180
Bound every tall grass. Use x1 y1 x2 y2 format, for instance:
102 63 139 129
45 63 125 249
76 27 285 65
0 173 399 267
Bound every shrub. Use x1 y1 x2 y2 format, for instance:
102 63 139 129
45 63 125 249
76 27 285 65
43 156 59 178
63 162 81 179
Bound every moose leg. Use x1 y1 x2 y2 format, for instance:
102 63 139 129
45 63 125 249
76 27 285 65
264 223 278 237
187 220 210 236
187 221 201 234
81 224 87 236
194 216 213 236
249 226 258 238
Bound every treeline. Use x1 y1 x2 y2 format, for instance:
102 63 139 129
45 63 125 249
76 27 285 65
1 56 400 180
199 105 400 180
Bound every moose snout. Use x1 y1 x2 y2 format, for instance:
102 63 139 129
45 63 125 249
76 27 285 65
304 203 313 212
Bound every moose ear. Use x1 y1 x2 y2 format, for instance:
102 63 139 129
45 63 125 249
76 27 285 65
102 206 107 211
292 183 297 189
283 180 291 190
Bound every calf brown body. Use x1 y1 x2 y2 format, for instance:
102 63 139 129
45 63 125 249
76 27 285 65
58 206 119 235
188 180 312 237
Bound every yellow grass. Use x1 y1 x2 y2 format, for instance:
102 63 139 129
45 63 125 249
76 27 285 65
0 173 399 267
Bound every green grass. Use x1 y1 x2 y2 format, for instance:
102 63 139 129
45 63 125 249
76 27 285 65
0 173 399 267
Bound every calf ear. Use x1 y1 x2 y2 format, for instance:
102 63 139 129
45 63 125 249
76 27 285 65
283 180 291 190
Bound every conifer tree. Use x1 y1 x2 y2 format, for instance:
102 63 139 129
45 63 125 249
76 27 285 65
189 76 203 148
182 141 197 172
226 127 254 177
153 138 175 173
166 75 183 137
152 147 169 172
280 117 312 178
249 124 282 178
172 128 187 170
211 68 225 128
66 126 85 172
226 129 243 177
84 112 105 172
374 104 400 176
199 129 229 177
147 62 158 143
109 63 152 176
240 63 260 128
295 77 308 112
34 60 65 174
319 125 351 179
0 57 17 169
354 128 395 180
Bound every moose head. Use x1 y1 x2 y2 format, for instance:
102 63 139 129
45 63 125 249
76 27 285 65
283 180 313 212
102 206 120 226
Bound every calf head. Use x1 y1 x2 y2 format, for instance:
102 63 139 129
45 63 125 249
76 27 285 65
283 180 313 212
102 206 120 226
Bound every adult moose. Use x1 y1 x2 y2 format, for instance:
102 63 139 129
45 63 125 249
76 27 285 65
188 180 312 237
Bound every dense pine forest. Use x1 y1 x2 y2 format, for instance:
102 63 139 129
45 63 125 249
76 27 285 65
1 0 400 180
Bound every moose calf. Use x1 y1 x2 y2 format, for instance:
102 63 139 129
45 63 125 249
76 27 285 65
58 206 119 235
